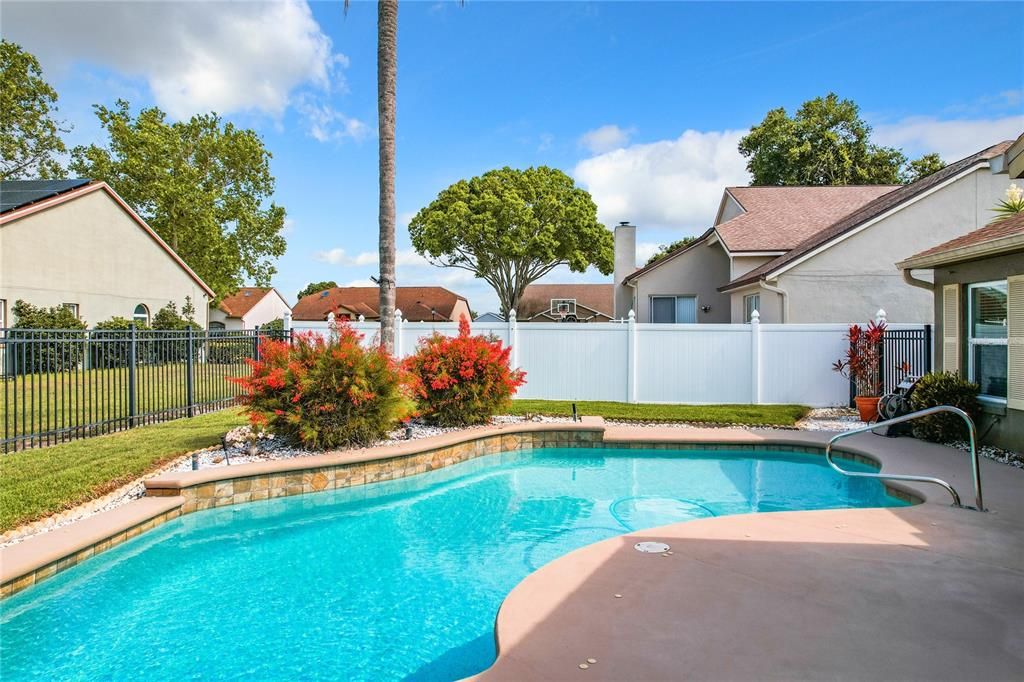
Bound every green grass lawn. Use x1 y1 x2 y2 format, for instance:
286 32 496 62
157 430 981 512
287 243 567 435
0 409 246 532
507 400 810 426
2 362 245 447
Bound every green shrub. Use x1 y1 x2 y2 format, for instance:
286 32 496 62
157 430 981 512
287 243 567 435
232 325 413 449
9 300 87 373
910 372 981 443
149 300 202 363
90 316 145 368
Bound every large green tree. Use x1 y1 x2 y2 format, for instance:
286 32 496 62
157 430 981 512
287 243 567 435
70 100 286 299
739 93 940 186
410 166 613 317
646 236 699 265
903 152 945 183
0 40 69 180
298 280 338 300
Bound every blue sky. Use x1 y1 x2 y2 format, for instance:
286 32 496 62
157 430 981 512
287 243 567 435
4 1 1023 313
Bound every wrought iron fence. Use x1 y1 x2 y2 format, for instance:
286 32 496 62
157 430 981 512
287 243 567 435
0 327 288 453
847 324 933 406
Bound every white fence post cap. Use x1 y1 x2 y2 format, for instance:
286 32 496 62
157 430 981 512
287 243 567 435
357 314 365 322
394 309 403 320
627 309 636 321
750 309 760 322
875 308 887 323
508 309 517 321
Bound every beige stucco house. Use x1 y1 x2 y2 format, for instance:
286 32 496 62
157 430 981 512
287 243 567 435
0 179 214 329
614 140 1016 324
897 207 1023 450
209 287 291 330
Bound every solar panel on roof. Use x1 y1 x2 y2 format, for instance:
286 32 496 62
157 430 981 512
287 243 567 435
0 178 92 213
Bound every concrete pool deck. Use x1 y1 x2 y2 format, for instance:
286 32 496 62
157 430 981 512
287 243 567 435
478 427 1024 681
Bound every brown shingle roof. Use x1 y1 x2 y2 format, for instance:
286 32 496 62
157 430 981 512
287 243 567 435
517 284 614 320
292 286 469 322
721 140 1015 291
218 287 276 318
716 185 899 252
898 212 1024 268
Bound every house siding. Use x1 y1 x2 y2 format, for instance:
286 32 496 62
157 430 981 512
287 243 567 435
0 190 210 328
630 240 731 323
774 167 1012 324
932 251 1023 450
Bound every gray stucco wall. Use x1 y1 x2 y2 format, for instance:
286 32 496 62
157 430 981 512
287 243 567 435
729 284 783 323
931 251 1023 450
0 189 211 328
776 167 1011 324
630 240 731 322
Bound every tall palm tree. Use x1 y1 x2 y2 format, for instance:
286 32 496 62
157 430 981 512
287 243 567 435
344 0 397 353
376 0 398 352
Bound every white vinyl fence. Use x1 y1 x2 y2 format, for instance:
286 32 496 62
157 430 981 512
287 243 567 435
286 311 931 408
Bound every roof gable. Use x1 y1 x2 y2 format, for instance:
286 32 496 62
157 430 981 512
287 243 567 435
0 180 215 298
218 287 279 318
720 140 1015 291
714 185 898 252
292 286 468 322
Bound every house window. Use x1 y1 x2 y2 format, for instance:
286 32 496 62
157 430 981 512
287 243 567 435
0 299 6 328
967 281 1007 400
209 321 226 330
133 304 150 326
744 294 760 322
62 303 80 319
650 296 697 323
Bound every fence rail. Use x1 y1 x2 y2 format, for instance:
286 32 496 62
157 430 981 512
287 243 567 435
292 311 934 410
1 327 286 453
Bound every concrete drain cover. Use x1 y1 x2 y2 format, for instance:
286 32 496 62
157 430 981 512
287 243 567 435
634 541 670 553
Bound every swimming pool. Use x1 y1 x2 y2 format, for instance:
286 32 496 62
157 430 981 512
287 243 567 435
1 447 906 680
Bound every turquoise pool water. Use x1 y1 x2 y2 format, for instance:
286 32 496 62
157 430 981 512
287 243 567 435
1 447 905 680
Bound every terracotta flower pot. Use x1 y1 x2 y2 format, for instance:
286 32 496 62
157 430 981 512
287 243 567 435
854 396 880 423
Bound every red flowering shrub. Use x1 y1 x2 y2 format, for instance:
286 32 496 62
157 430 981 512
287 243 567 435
404 317 526 426
232 325 413 449
832 319 886 397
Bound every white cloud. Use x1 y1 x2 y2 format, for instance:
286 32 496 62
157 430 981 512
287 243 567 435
635 242 662 265
3 0 342 119
873 115 1024 162
295 96 370 143
574 129 750 229
314 248 378 267
578 124 635 154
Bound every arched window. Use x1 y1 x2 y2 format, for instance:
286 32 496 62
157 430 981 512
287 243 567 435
209 321 226 330
133 304 150 326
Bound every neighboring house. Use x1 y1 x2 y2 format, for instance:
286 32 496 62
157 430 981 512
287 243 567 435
896 210 1024 450
209 287 291 330
292 286 471 323
474 312 505 323
0 179 214 328
516 284 615 322
614 141 1015 324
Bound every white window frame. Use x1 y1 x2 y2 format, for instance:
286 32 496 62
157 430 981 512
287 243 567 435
62 302 80 319
744 294 760 322
133 304 150 326
0 299 6 328
649 295 698 323
966 280 1008 403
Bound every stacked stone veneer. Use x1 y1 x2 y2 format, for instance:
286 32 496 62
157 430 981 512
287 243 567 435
149 429 605 513
2 430 919 599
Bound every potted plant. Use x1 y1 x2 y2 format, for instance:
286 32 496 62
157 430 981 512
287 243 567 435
832 320 886 422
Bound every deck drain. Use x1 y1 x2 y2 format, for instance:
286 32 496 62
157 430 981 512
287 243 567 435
634 541 670 553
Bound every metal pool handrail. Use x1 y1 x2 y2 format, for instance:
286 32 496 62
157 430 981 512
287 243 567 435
824 405 984 511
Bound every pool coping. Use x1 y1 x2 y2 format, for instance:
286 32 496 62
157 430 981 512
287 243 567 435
0 418 921 598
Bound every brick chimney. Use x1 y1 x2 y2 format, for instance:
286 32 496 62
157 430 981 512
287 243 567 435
613 221 636 319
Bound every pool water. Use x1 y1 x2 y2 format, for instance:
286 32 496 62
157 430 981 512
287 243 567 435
1 447 905 681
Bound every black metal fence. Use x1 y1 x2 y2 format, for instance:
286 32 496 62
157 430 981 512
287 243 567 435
1 327 288 453
848 325 933 405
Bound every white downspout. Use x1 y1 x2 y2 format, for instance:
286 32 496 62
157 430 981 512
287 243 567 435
759 280 789 323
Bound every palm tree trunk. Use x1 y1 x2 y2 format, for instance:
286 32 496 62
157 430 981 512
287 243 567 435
377 0 398 353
